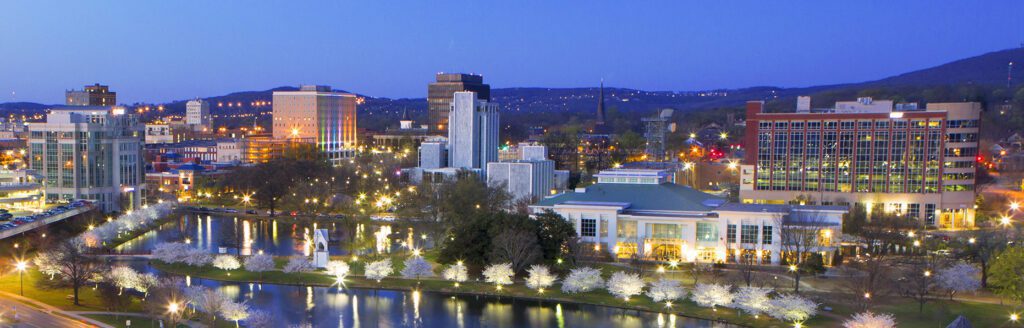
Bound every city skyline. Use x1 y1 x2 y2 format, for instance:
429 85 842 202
2 1 1022 104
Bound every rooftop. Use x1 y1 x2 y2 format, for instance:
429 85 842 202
535 182 725 212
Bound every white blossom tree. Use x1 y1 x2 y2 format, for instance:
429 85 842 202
283 256 314 273
561 267 604 294
32 251 62 279
245 310 275 328
189 287 229 326
734 286 773 315
244 254 275 281
483 263 515 288
768 293 818 323
364 259 393 283
442 262 469 284
213 255 242 271
843 311 896 328
327 260 351 288
606 271 645 301
937 262 981 299
401 256 434 280
646 279 685 303
109 266 140 295
690 283 734 308
220 299 250 327
525 265 557 291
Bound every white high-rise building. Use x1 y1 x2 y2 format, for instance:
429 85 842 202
186 99 212 131
447 91 499 174
28 106 145 212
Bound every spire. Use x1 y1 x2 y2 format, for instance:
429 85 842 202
401 107 410 121
596 79 606 125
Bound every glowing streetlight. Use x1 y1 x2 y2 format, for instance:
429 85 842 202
1001 216 1012 226
863 292 871 299
924 270 931 277
789 264 797 272
968 237 976 244
719 132 728 140
167 302 180 314
15 261 27 296
1011 313 1019 322
1011 202 1020 212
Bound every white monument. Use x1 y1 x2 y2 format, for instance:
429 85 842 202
313 229 330 268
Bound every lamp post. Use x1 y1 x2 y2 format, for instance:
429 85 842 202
15 261 27 296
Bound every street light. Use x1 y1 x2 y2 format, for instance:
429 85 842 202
1011 313 1019 322
1010 202 1020 212
15 261 27 296
1001 216 1012 226
167 302 180 314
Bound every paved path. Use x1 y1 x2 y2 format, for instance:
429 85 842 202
69 312 206 328
0 291 109 328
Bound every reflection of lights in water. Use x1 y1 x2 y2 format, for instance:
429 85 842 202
185 276 191 287
196 217 203 246
658 313 665 327
242 220 252 255
219 285 241 299
412 290 421 321
303 227 312 256
556 304 564 328
352 295 359 328
407 227 414 250
306 286 314 311
670 313 676 327
206 216 212 247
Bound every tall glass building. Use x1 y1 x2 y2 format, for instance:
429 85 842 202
428 73 489 132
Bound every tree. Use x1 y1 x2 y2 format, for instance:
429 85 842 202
689 262 713 285
364 259 393 283
989 246 1024 305
438 214 492 272
442 262 468 284
146 278 192 327
213 255 241 271
108 266 140 295
38 238 101 305
776 213 832 293
525 265 556 291
220 299 250 327
482 263 515 287
533 210 577 262
245 310 275 328
327 261 350 285
96 284 132 313
282 256 314 273
843 311 896 328
768 294 818 323
606 271 645 301
490 228 541 274
734 286 773 316
244 254 275 281
190 287 229 326
936 262 981 300
955 229 1007 287
561 267 603 294
690 283 734 308
899 254 942 314
646 279 685 303
400 256 433 280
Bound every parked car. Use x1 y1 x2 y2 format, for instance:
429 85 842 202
245 210 257 215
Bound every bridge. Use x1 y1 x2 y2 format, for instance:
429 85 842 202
0 205 95 240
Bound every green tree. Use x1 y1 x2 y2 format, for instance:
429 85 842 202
989 246 1024 305
533 210 577 262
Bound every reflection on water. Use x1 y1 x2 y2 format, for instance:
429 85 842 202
166 275 728 328
114 214 419 256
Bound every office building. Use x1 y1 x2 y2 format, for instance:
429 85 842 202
487 144 557 201
0 169 45 211
145 124 174 144
417 139 448 169
65 84 116 106
428 73 490 131
272 85 358 162
28 106 145 212
186 99 212 131
532 168 846 265
739 97 981 229
448 91 499 174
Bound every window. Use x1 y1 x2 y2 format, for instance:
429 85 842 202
581 218 596 237
696 223 718 242
925 204 936 226
741 225 759 244
651 224 681 239
762 226 773 244
727 224 737 242
616 220 637 239
908 203 920 220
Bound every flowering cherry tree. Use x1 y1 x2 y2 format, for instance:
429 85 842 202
245 310 274 328
768 293 818 323
525 265 556 291
213 255 241 270
843 311 896 328
606 271 645 300
219 299 250 327
646 279 685 303
244 254 275 280
365 259 393 282
690 283 734 308
442 262 469 283
327 260 351 285
283 256 314 273
937 262 981 299
483 263 515 287
33 251 61 279
734 286 773 315
561 267 604 294
401 256 434 280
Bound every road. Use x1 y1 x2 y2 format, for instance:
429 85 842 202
0 292 109 328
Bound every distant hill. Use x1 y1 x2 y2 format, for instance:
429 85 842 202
859 47 1023 87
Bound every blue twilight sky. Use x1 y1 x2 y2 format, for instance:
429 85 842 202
1 1 1022 104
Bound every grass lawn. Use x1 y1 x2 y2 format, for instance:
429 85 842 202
819 296 1023 328
0 269 144 312
83 314 189 328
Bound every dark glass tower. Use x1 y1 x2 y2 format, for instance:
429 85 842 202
427 73 490 132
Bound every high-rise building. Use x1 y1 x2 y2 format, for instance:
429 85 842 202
272 85 358 162
186 99 212 131
28 106 145 212
487 144 557 201
448 91 499 174
65 84 116 106
428 73 489 131
739 97 981 229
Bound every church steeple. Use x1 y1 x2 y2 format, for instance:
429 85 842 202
596 80 606 125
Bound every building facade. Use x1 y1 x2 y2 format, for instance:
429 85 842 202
144 124 174 144
428 73 490 131
739 98 981 229
28 106 145 212
186 99 212 131
0 169 45 211
65 84 116 106
272 85 358 162
448 91 499 174
532 169 846 265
